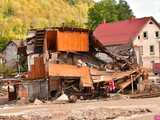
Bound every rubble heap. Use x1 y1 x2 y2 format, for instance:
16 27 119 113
2 27 150 102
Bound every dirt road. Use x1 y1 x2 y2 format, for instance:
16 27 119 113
0 97 160 120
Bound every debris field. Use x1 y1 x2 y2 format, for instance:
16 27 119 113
0 26 160 120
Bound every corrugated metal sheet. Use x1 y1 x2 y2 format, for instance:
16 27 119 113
45 30 89 52
49 64 92 87
57 31 89 52
26 57 45 80
45 31 57 51
49 77 61 91
18 80 48 100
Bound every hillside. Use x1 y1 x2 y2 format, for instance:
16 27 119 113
0 0 94 49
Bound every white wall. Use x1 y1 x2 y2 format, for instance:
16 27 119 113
2 42 17 68
133 19 160 70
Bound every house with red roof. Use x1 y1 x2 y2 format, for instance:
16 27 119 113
94 16 160 71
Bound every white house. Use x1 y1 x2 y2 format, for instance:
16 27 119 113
133 17 160 70
94 16 160 71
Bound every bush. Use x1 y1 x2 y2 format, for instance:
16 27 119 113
0 64 16 77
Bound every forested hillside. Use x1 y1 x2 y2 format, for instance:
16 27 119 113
0 0 94 49
0 0 133 50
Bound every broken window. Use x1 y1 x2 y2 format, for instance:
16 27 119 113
155 31 159 38
150 45 155 55
143 32 148 39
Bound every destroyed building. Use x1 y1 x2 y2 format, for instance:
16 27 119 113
0 24 150 102
24 27 95 100
6 26 146 102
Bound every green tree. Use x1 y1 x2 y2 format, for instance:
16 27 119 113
0 37 8 51
87 0 133 29
2 0 15 18
0 64 16 77
116 0 133 20
67 0 77 5
67 0 94 5
0 0 94 50
63 20 81 27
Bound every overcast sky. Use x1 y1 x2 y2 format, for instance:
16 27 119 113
94 0 160 22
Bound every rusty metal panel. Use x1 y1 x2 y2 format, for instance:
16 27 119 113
44 30 89 52
80 67 92 87
34 57 40 77
44 31 57 52
49 78 61 91
49 64 81 77
31 64 36 79
57 31 89 52
49 64 92 87
34 57 45 78
26 57 45 80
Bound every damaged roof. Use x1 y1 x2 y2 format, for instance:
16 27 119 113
93 17 159 46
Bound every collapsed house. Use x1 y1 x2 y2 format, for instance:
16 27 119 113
0 26 149 102
23 27 99 100
14 27 148 101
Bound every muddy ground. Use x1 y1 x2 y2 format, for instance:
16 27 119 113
0 96 160 120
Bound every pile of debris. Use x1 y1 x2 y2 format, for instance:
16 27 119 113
1 27 150 102
130 84 160 98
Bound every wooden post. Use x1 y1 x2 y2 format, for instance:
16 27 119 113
131 75 134 94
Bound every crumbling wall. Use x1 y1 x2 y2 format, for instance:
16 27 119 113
19 79 48 101
26 56 45 80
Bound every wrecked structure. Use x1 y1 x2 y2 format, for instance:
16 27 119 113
14 27 147 101
24 27 96 100
0 27 149 102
